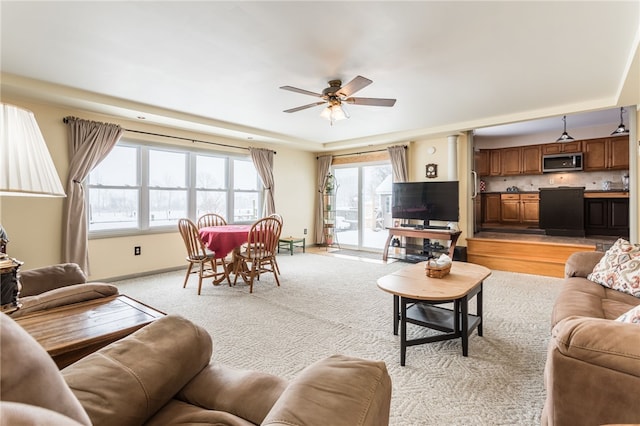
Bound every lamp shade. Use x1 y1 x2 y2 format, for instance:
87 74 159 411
0 103 65 197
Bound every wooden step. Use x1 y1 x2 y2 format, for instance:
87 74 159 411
465 237 596 278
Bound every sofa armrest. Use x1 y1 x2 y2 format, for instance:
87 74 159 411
9 283 118 318
174 364 288 424
0 401 87 426
262 354 392 426
62 315 212 426
564 251 604 278
18 263 87 297
544 316 640 425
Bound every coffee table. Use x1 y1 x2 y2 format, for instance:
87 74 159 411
377 261 491 366
14 294 165 368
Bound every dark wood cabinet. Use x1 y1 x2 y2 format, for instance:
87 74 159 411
500 193 539 224
583 136 629 171
482 193 501 224
489 150 501 176
584 197 629 237
521 145 542 174
500 194 520 222
475 150 490 176
541 141 582 155
500 148 521 176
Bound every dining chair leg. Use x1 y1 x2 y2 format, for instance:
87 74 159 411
248 263 258 293
272 259 281 287
183 263 194 288
197 261 204 295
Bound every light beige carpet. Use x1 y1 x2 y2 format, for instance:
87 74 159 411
113 252 563 426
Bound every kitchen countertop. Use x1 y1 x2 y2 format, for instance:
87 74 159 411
481 190 628 198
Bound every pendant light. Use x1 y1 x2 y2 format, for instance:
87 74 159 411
556 115 574 142
610 107 629 135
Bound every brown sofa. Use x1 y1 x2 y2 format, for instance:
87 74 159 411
542 251 640 426
1 312 392 425
10 263 118 318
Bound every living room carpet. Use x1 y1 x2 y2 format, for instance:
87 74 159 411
113 253 563 426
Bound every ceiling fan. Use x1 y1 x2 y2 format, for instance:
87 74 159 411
280 76 396 123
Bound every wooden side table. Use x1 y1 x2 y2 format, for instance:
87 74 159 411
14 294 165 368
278 237 305 255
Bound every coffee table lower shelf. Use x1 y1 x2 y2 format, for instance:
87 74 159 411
404 301 482 348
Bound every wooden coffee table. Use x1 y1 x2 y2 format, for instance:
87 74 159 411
14 294 165 368
377 261 491 366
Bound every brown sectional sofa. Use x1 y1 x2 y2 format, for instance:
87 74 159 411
1 313 392 425
11 263 118 318
542 251 640 426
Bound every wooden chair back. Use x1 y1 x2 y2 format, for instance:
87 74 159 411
269 213 283 224
178 218 210 260
197 213 227 229
246 216 282 259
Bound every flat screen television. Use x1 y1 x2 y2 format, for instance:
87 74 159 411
391 181 459 223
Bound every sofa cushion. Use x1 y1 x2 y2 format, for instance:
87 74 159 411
0 401 87 426
9 283 119 318
63 314 212 426
18 263 87 297
616 304 640 324
0 314 91 425
588 238 640 298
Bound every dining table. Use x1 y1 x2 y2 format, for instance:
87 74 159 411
198 224 252 281
199 224 251 260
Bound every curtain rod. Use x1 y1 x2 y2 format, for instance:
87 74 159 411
317 145 406 159
62 117 276 154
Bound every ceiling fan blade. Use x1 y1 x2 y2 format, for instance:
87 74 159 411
283 101 327 113
337 75 372 97
280 85 323 98
345 97 396 107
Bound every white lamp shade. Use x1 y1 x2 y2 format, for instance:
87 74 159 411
0 104 65 197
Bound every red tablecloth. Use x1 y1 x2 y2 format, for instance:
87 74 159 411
199 225 251 259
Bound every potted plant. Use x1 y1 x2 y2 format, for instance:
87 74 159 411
325 173 335 194
325 233 334 245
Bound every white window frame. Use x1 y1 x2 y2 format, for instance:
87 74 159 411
87 140 262 238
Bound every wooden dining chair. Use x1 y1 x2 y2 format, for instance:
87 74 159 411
178 218 227 295
197 213 227 229
233 216 282 293
268 213 283 274
196 213 232 285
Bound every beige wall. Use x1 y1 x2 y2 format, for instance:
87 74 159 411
0 96 316 280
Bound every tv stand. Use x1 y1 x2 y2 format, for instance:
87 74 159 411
382 227 461 262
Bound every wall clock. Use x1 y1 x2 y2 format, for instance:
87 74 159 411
426 163 438 178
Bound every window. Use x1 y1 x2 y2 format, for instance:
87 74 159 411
87 141 261 235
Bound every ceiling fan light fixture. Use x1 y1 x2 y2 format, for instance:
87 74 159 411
556 115 574 142
320 103 349 125
611 107 629 135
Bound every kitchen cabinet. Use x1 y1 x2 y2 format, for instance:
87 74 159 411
475 150 490 177
500 148 521 176
500 193 539 224
584 197 629 237
489 150 501 176
541 141 582 155
583 136 629 171
482 193 501 224
521 145 542 174
499 146 542 176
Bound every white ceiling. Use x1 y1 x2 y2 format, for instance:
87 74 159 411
1 1 638 152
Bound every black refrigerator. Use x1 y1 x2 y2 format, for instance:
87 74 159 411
539 187 585 237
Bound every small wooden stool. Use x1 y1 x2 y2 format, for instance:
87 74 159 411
278 237 305 255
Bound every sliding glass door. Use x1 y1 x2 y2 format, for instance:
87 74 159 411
333 162 392 251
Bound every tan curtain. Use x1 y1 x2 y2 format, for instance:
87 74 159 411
249 147 275 216
63 117 123 273
315 155 332 244
388 145 408 182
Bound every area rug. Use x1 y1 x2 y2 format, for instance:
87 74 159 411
113 253 563 425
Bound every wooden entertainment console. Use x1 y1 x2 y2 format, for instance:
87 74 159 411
382 227 461 262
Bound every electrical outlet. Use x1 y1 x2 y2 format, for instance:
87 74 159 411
303 228 307 235
549 178 555 185
134 246 141 256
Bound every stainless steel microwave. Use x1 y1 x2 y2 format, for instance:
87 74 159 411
542 153 583 173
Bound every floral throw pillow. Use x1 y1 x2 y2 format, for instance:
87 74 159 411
587 238 640 298
616 305 640 324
